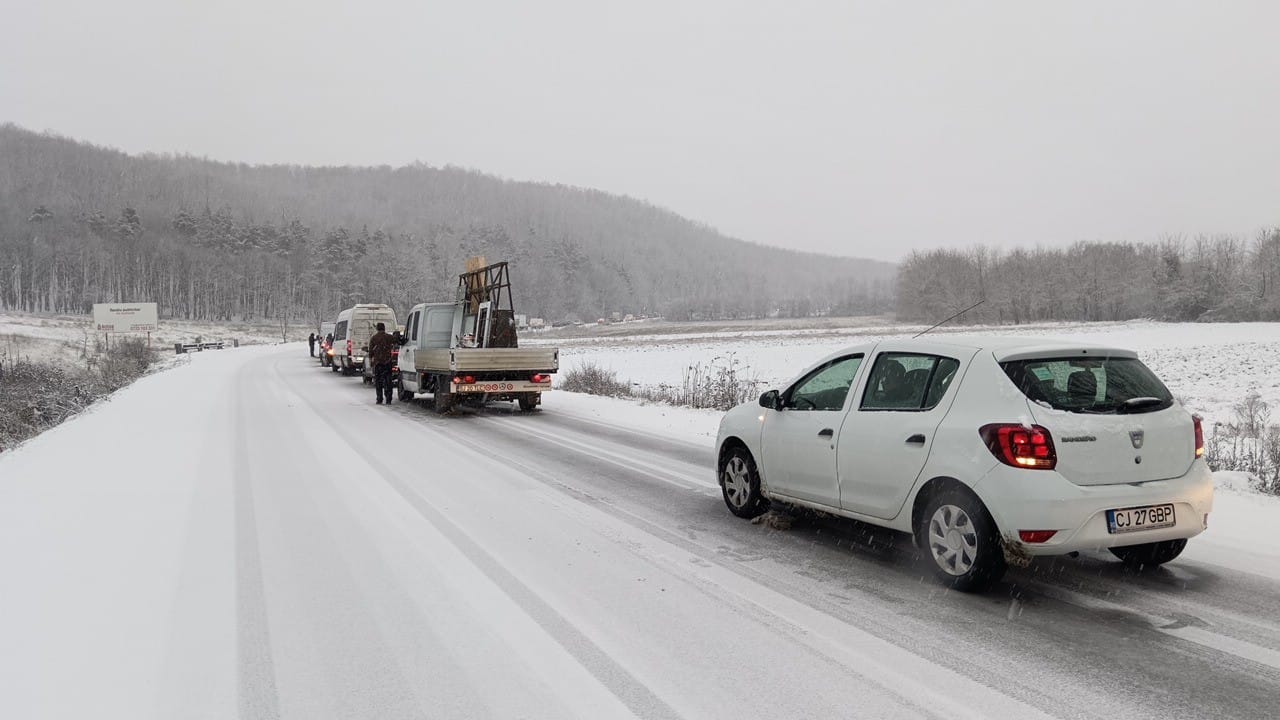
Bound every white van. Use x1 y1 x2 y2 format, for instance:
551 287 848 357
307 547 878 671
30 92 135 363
330 304 398 375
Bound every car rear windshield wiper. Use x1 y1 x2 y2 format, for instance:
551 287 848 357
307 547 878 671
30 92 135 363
1117 396 1166 414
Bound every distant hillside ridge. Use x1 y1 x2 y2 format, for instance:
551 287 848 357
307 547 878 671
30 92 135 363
0 123 896 324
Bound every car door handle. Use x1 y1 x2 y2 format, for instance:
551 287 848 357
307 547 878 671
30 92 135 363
818 428 834 439
906 434 926 445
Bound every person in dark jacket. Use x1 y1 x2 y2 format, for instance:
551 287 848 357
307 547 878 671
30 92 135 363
366 322 396 405
308 332 316 357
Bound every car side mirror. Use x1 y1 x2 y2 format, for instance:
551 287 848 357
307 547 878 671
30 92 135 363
759 390 781 410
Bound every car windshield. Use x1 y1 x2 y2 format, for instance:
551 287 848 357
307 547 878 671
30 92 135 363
1000 356 1173 414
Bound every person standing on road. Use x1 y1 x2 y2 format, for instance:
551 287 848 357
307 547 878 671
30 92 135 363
366 322 396 405
308 332 317 357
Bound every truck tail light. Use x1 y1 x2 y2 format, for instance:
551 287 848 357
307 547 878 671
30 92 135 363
979 424 1056 470
531 374 551 384
1193 415 1204 459
452 375 475 385
346 339 353 356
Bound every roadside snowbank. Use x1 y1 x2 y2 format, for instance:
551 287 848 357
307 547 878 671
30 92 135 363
1182 472 1280 581
550 392 1280 580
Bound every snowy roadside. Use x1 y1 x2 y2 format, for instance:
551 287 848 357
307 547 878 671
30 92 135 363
1184 472 1280 581
546 320 1280 431
550 390 1280 581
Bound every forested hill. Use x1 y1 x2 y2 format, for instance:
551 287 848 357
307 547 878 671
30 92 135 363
0 124 895 324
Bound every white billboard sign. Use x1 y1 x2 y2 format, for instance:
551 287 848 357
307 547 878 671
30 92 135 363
93 303 159 333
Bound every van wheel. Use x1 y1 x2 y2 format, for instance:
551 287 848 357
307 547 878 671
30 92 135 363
719 446 768 519
919 491 1006 592
1109 539 1186 568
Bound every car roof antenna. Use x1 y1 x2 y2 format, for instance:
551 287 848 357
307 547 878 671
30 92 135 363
912 299 985 339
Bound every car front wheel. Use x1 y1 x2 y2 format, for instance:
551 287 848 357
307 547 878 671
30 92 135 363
719 446 768 519
919 490 1006 592
1109 539 1186 568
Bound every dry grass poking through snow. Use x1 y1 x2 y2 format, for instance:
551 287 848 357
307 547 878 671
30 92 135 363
561 355 761 411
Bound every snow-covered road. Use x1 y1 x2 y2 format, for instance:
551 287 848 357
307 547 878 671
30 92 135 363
3 345 1279 719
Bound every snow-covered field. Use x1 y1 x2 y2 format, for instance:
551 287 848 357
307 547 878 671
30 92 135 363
532 318 1280 432
0 311 316 365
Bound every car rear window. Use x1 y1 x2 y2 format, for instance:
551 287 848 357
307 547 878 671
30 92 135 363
1000 356 1173 414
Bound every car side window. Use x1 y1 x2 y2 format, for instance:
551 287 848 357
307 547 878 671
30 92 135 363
409 312 420 341
785 355 863 411
861 352 960 411
923 357 960 408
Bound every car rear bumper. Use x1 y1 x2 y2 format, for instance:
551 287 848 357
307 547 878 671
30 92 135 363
974 459 1214 556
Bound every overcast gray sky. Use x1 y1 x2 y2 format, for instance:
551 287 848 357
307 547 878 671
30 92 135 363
2 0 1276 261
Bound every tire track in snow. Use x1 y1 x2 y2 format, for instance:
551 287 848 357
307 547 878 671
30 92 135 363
233 368 281 720
279 361 679 720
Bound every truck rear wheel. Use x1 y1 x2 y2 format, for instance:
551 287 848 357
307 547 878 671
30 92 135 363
518 393 540 412
398 377 415 402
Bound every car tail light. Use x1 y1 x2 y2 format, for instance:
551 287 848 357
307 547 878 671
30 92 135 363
1018 530 1057 543
980 424 1056 470
531 374 551 384
326 349 334 356
1193 415 1204 459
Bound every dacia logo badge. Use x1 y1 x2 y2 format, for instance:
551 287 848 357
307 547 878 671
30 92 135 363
1129 430 1145 449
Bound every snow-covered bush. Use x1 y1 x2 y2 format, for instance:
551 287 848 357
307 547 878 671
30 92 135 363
0 339 157 452
97 337 154 389
560 362 632 397
1205 389 1280 495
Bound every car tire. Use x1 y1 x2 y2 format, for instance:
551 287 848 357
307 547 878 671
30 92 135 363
719 446 769 519
1109 539 1186 568
330 363 338 373
919 490 1006 592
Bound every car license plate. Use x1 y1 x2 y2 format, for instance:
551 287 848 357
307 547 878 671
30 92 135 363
1106 504 1175 534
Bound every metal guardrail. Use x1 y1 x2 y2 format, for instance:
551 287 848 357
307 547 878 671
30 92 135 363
173 340 239 354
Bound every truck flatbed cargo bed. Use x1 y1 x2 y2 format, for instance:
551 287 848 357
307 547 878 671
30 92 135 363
414 347 559 373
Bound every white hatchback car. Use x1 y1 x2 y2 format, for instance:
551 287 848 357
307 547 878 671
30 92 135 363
716 337 1213 591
